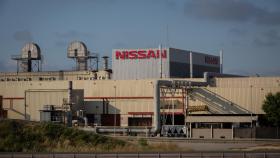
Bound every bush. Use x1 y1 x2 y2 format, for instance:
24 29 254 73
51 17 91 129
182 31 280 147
0 120 126 152
138 138 148 147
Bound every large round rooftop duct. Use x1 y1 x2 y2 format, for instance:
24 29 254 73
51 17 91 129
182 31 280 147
67 41 99 71
67 41 89 71
21 43 41 60
67 41 88 58
11 42 42 72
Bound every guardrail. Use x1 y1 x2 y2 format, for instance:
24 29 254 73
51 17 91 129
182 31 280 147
0 152 279 158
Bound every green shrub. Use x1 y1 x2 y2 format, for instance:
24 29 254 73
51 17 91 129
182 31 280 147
0 120 126 152
138 138 148 147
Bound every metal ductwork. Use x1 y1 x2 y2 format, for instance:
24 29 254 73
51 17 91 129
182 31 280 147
152 79 209 135
92 73 241 136
11 42 42 72
203 72 243 82
102 56 109 70
151 72 241 135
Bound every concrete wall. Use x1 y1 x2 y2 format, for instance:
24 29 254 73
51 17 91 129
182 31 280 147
191 128 232 139
213 129 232 139
192 128 212 139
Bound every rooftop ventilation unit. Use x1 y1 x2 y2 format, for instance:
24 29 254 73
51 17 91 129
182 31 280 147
11 43 42 72
67 41 98 71
102 56 109 70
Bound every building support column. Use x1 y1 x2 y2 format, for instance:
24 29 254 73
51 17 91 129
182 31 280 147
231 124 234 139
190 122 192 139
211 124 213 139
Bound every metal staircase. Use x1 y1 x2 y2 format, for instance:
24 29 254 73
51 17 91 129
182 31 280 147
188 88 251 114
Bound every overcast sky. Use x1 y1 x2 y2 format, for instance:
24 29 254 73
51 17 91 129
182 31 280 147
0 0 280 76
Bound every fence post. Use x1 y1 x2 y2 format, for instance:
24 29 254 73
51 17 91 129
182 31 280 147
178 152 182 158
264 152 266 158
221 152 224 158
243 152 245 158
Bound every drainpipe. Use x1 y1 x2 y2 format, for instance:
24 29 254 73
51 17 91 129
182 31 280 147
67 81 73 127
220 50 223 74
190 52 193 78
68 81 73 107
152 80 161 135
24 90 27 120
159 44 162 78
203 72 243 83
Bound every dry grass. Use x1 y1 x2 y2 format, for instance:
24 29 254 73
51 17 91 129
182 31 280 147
0 120 194 152
231 144 280 151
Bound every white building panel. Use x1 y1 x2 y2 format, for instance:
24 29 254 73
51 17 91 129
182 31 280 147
112 48 170 80
112 47 220 80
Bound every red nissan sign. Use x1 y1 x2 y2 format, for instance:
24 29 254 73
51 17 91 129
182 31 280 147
115 49 167 60
205 56 219 65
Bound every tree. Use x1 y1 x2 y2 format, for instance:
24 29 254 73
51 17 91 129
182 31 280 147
262 92 280 127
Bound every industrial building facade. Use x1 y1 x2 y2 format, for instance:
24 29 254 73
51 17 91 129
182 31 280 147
1 42 280 138
112 48 221 80
1 75 279 124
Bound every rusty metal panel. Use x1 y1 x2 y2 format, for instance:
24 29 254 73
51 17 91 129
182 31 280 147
101 114 120 126
128 117 152 126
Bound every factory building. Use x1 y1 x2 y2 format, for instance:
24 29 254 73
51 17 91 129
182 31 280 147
112 47 221 80
0 41 280 138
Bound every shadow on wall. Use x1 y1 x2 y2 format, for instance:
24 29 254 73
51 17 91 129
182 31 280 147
84 100 121 126
84 100 120 114
8 108 29 120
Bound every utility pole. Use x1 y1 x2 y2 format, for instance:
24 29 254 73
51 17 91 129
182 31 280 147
114 85 117 137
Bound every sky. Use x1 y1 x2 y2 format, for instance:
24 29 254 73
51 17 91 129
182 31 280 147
0 0 280 76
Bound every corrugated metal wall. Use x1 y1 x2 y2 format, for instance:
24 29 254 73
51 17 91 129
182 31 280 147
0 77 279 124
212 77 280 114
26 90 68 121
112 47 220 80
112 48 170 80
0 81 68 120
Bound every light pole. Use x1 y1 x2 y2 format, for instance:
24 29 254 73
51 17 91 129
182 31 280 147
250 85 253 128
114 85 116 137
171 82 175 126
